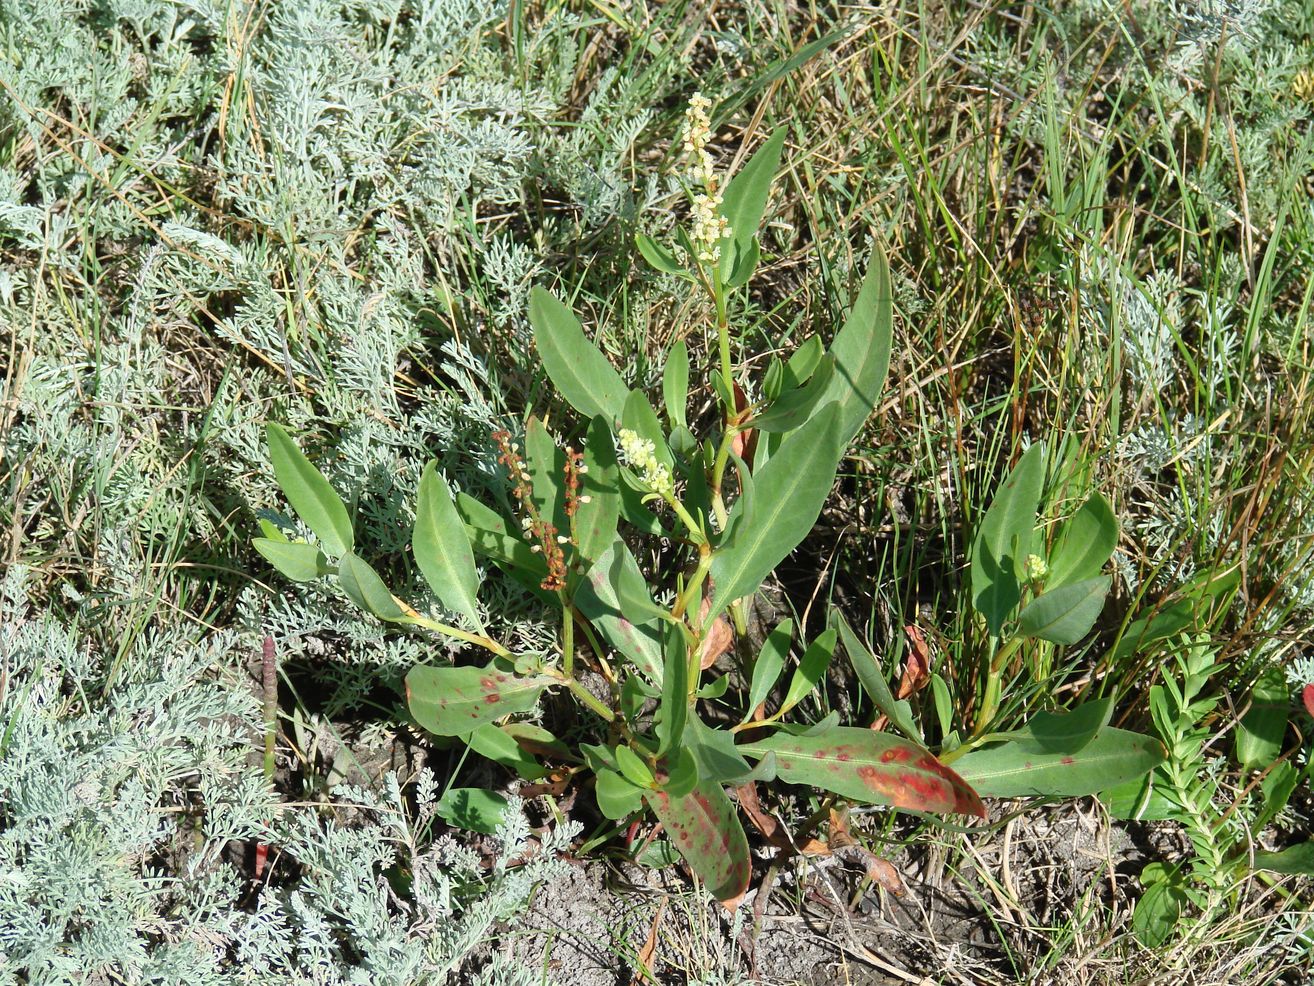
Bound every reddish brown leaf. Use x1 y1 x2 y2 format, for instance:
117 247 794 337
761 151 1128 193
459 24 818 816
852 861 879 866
646 781 752 908
730 382 759 468
741 727 987 818
631 897 666 986
1304 683 1314 719
896 625 932 700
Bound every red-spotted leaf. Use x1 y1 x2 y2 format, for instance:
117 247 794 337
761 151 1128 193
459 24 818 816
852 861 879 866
739 726 985 817
1303 683 1314 719
406 664 553 736
645 780 752 907
954 726 1165 798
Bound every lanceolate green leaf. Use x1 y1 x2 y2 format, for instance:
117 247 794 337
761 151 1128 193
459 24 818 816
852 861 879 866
655 624 688 755
709 403 844 619
833 612 920 740
751 354 836 433
1016 575 1110 644
1252 841 1314 876
970 442 1046 636
406 663 553 735
529 286 628 422
814 245 894 445
575 542 664 684
266 423 353 557
1047 491 1117 588
663 340 689 429
953 726 1165 798
595 767 645 820
635 233 687 278
778 627 837 715
742 618 792 723
717 128 786 282
1235 666 1289 770
338 552 410 623
436 788 509 835
645 780 752 906
413 462 483 630
575 416 621 564
740 727 985 817
253 538 327 582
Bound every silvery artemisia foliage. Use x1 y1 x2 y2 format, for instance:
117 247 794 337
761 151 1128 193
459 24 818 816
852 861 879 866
0 567 580 984
0 0 687 979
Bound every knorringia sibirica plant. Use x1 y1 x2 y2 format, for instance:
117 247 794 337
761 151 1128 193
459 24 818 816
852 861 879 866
255 99 997 905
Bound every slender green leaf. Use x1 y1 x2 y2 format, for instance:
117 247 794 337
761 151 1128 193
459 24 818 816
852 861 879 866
575 542 664 683
414 463 483 630
740 726 985 817
645 780 752 905
742 618 792 723
954 726 1165 797
661 746 699 798
833 612 920 741
717 128 786 282
970 442 1046 636
635 233 687 277
616 744 656 788
465 723 545 780
529 286 629 421
406 663 553 735
575 416 621 563
685 716 753 784
525 416 565 530
988 699 1113 754
253 538 327 582
783 335 824 388
1047 492 1117 587
1016 575 1110 644
709 403 844 618
751 354 836 433
266 423 353 556
813 245 895 446
778 628 836 714
655 625 688 755
338 552 410 623
663 340 689 429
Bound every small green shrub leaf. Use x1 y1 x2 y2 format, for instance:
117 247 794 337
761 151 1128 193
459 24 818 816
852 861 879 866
265 423 353 557
338 552 410 623
954 726 1165 797
740 727 985 816
436 788 509 835
253 538 327 582
414 463 482 630
1047 492 1117 587
529 286 628 422
970 442 1045 636
1016 575 1110 644
406 664 552 735
645 780 752 906
710 402 844 618
1132 880 1187 946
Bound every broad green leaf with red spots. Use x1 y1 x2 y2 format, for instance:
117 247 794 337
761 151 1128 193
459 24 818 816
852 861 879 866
406 664 553 736
740 726 985 818
645 779 751 907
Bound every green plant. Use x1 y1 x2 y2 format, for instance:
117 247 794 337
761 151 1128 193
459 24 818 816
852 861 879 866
1100 637 1314 946
255 104 990 906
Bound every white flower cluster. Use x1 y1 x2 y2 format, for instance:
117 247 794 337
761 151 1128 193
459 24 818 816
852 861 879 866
683 92 731 265
618 428 674 497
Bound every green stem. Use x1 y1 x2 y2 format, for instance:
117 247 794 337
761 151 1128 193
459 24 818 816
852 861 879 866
566 677 615 721
406 614 511 657
973 634 1026 737
561 596 576 678
708 424 737 533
